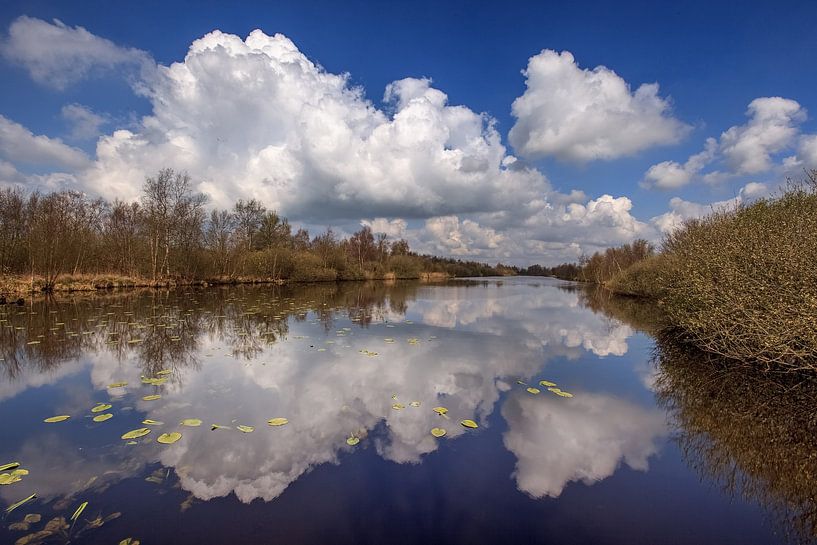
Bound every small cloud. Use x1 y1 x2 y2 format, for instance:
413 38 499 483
61 103 108 140
1 16 154 90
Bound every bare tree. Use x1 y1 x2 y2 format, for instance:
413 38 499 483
141 169 206 281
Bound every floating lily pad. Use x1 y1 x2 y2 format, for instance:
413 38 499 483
121 428 151 440
142 419 163 426
142 395 161 401
526 387 541 394
91 404 112 413
43 415 70 423
460 419 478 429
236 425 254 433
409 401 421 407
107 382 127 388
157 432 181 444
156 370 172 376
539 380 557 387
5 493 36 514
431 427 446 438
391 403 405 410
267 418 288 427
23 514 40 524
92 413 113 423
71 501 87 522
432 407 448 415
0 473 23 485
0 462 20 472
346 436 360 446
180 419 202 427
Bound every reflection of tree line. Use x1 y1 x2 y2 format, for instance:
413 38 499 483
580 288 817 543
0 281 419 381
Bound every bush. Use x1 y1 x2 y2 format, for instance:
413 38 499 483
388 255 422 278
290 252 337 282
606 254 670 298
659 182 817 369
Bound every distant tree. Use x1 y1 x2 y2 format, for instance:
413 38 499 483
233 199 266 252
141 168 207 280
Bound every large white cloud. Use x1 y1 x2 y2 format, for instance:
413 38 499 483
1 16 154 89
1 20 670 265
80 30 551 222
508 50 689 162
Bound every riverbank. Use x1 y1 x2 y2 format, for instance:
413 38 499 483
0 271 452 298
536 175 817 370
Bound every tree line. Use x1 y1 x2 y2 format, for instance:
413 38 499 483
0 168 513 291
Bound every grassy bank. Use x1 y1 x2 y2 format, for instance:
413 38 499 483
0 270 454 297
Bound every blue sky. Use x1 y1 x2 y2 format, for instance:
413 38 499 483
1 0 816 265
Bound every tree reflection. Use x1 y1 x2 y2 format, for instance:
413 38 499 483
581 287 817 543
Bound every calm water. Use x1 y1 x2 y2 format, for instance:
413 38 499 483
0 277 810 544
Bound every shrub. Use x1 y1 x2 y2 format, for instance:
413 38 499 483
606 254 670 298
659 182 817 369
388 255 422 278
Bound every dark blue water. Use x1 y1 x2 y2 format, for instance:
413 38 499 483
0 278 799 544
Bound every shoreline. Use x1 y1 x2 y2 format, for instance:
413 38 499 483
0 271 454 299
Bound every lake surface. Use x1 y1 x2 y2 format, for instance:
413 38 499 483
0 277 810 544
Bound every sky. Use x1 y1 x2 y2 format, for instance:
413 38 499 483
1 0 816 266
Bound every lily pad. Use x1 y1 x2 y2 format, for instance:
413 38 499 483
236 425 254 433
526 387 541 394
409 401 421 407
157 432 182 444
180 419 202 427
121 428 151 440
107 382 128 389
142 419 163 426
91 404 112 413
391 403 405 410
70 501 87 522
431 427 446 438
43 415 70 423
0 473 23 485
432 407 448 415
346 436 360 446
0 462 20 472
92 413 113 423
539 380 557 387
460 419 478 429
142 395 161 401
267 418 288 427
5 493 36 514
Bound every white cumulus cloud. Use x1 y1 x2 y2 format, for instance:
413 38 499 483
509 50 689 162
644 97 808 189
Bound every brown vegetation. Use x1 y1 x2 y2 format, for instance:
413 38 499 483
0 168 514 296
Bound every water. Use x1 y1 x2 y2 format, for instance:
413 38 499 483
0 277 805 544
